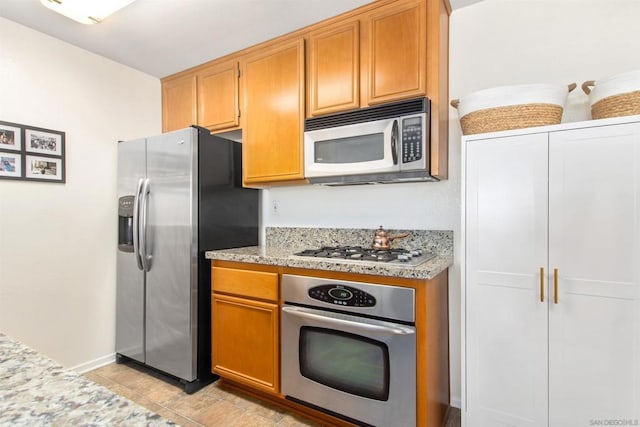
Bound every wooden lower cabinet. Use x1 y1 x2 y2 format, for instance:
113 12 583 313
211 260 450 427
211 266 279 394
211 294 278 393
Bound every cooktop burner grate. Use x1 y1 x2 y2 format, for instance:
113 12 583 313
293 246 435 266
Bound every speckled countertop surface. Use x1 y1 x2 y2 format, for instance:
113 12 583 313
206 227 453 280
0 333 173 427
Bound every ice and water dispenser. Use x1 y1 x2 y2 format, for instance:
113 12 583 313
118 195 135 252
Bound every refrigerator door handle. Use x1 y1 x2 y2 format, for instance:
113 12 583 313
132 178 144 271
140 178 152 272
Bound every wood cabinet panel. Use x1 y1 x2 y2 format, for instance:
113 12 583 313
426 0 449 179
366 0 426 105
210 259 450 426
211 293 279 394
308 20 360 116
241 38 305 184
162 74 197 132
161 0 449 182
197 60 239 131
211 266 278 302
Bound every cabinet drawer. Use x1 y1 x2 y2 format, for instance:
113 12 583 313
211 266 278 302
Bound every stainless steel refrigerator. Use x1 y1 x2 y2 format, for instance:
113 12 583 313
116 126 258 393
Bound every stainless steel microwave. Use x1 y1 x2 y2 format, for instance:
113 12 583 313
303 98 435 185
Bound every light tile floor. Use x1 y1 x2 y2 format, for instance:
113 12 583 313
85 362 461 427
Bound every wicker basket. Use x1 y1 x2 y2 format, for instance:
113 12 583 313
452 83 576 135
582 70 640 120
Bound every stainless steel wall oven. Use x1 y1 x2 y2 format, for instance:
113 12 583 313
281 274 416 427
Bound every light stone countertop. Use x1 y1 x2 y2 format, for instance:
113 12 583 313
0 333 174 427
205 245 452 280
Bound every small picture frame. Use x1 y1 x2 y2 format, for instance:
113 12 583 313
25 155 63 182
0 152 21 178
25 128 63 156
0 121 22 152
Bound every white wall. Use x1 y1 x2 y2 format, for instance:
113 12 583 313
263 0 640 408
0 17 160 370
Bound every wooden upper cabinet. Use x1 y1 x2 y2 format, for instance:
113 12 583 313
308 20 360 117
241 38 305 184
162 74 197 132
308 0 428 112
160 0 448 181
197 60 240 132
365 0 426 105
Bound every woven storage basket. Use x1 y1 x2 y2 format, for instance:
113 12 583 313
582 70 640 120
452 83 576 135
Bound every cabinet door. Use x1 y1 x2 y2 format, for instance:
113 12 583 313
365 0 426 105
197 60 239 131
241 38 304 184
308 20 360 117
548 123 640 425
212 293 279 394
465 133 549 426
162 74 197 132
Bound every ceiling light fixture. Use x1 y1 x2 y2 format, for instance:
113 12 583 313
39 0 137 25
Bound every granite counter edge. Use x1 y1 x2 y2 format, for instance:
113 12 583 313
205 248 452 280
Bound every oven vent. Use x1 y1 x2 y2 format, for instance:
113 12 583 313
304 97 429 131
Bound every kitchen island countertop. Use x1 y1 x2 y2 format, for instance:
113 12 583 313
0 333 174 426
205 245 452 280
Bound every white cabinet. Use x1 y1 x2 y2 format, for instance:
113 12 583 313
465 133 549 426
463 117 640 427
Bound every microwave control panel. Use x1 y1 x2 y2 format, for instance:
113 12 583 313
308 284 376 308
402 116 423 163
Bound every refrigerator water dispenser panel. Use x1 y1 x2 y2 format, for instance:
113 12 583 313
118 195 135 252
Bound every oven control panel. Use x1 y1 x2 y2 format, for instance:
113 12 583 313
308 284 376 307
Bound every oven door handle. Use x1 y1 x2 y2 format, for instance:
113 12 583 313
282 306 415 336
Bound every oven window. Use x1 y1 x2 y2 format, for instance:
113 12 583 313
299 326 390 401
314 133 384 164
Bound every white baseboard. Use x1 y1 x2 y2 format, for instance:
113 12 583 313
71 353 116 374
451 396 462 409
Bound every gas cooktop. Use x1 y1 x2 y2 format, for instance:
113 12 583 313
292 246 436 267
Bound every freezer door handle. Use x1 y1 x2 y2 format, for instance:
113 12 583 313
139 178 152 272
132 178 144 271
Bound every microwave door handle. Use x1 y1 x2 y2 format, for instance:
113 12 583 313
282 306 415 336
391 119 399 165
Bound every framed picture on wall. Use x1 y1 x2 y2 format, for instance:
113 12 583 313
0 121 22 152
0 152 21 178
0 120 65 183
25 155 64 182
25 128 63 156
